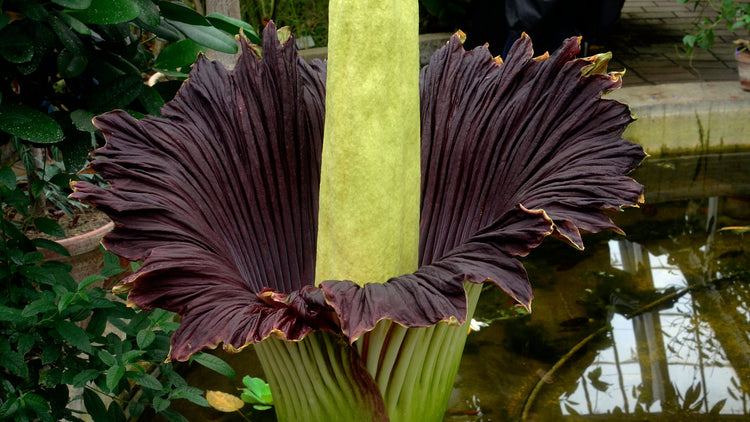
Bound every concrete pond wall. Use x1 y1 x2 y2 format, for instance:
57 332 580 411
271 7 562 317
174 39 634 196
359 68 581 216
609 81 750 157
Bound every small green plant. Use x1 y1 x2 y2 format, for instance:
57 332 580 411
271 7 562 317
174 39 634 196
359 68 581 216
678 0 750 54
206 375 273 421
0 166 237 421
240 375 274 411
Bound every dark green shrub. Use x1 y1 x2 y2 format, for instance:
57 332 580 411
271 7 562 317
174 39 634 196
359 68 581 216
0 169 237 421
0 0 260 217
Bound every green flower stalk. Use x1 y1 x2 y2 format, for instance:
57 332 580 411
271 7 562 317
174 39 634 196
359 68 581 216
71 0 646 420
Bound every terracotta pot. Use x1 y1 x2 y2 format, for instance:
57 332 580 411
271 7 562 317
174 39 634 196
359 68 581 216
43 221 115 282
736 49 750 92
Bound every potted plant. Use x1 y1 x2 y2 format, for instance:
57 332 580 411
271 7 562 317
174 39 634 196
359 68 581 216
0 0 261 260
678 0 750 90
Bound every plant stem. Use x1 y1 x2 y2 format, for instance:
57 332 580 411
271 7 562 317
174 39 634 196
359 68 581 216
357 282 482 422
254 282 482 421
234 409 252 422
254 330 388 422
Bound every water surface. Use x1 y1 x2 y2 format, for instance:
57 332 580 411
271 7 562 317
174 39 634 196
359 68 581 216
446 153 750 421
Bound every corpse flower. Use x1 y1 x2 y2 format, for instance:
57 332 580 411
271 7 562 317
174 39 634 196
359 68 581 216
72 2 645 420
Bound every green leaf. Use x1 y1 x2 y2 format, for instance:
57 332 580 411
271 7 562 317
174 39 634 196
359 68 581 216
41 345 62 365
138 85 165 116
83 388 108 421
171 386 209 407
154 38 204 70
21 393 48 412
67 0 141 24
0 105 64 144
71 368 100 387
58 47 89 78
79 274 106 290
0 26 34 63
70 109 97 132
0 350 28 378
54 320 92 354
19 265 56 284
168 21 238 54
732 20 747 32
190 353 235 379
0 166 17 189
136 17 183 41
0 305 23 323
2 188 30 216
683 34 697 48
241 376 273 405
49 15 84 53
159 409 189 422
98 349 116 366
132 0 160 27
52 0 93 9
55 11 92 35
43 261 75 285
127 371 163 390
57 291 76 311
0 395 19 419
158 1 210 26
121 349 146 363
22 298 57 317
153 396 170 413
20 2 49 21
60 129 94 172
136 329 156 349
106 400 127 422
31 178 46 197
32 238 70 257
0 14 10 31
87 74 144 113
106 364 126 391
33 217 66 238
102 250 126 277
206 13 261 44
22 251 45 265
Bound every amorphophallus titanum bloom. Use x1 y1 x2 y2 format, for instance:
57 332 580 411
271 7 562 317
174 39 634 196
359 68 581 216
71 0 646 420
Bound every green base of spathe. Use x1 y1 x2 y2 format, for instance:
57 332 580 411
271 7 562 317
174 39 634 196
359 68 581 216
254 282 482 422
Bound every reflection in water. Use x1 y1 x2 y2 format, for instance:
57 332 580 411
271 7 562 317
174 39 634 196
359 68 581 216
448 194 750 421
561 232 748 417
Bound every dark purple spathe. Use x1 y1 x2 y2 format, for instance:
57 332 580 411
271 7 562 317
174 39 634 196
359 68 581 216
72 24 645 361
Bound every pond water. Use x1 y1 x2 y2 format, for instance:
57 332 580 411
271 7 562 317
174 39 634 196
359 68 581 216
446 152 750 421
169 152 750 422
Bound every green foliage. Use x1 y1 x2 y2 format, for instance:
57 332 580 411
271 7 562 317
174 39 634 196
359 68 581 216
242 0 327 47
0 0 259 215
0 185 237 421
678 0 750 54
420 0 472 21
240 375 274 411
